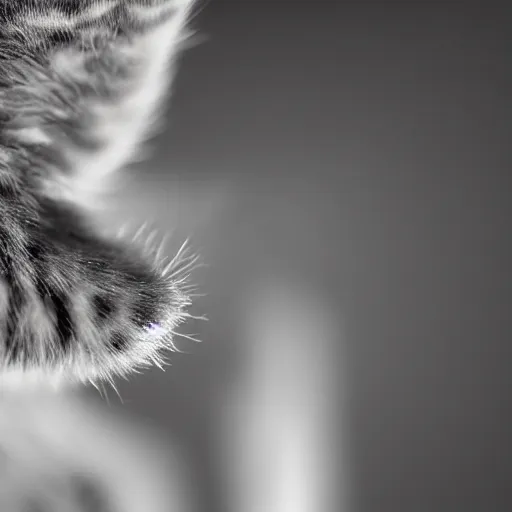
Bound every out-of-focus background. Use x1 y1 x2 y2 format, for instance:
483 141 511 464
90 2 508 512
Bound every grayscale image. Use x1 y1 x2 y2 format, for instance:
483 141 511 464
0 1 509 511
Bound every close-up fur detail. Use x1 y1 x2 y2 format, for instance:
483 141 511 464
0 0 198 387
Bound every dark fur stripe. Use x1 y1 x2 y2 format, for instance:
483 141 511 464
110 331 128 352
92 293 115 323
4 273 25 363
47 288 75 351
35 278 75 352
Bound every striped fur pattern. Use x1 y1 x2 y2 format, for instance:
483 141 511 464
0 0 198 386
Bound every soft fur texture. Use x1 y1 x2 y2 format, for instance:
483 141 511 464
0 0 198 387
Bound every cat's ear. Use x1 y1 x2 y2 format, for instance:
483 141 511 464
0 0 196 209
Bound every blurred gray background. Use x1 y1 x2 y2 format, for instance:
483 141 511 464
92 2 510 512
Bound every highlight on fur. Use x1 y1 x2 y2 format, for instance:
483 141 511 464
0 0 200 387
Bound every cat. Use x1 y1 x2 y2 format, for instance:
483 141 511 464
0 0 199 388
0 2 200 510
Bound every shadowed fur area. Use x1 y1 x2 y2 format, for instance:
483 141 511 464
0 0 198 386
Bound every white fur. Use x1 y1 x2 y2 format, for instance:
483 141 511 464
45 1 195 208
7 127 52 145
